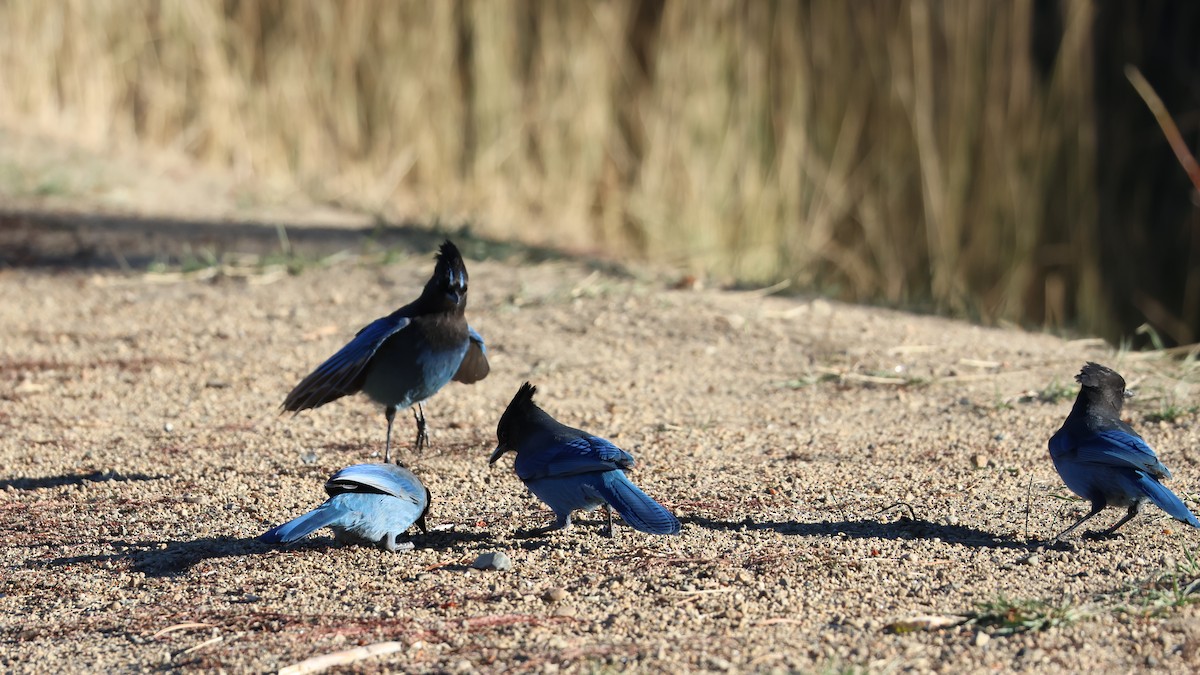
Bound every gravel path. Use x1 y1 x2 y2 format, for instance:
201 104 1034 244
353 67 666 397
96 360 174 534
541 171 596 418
2 240 1200 673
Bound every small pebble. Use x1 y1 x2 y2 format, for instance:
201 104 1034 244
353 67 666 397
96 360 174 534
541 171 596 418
472 551 513 571
1021 554 1040 566
545 587 569 602
975 632 990 647
163 422 173 433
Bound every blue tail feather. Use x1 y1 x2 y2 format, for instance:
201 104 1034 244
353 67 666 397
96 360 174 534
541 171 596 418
261 504 345 544
593 473 681 535
1136 473 1200 528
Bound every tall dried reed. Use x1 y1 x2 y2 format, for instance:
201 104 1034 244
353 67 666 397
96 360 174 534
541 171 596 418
0 0 1099 331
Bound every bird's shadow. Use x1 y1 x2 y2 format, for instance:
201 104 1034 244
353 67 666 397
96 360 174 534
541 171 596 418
681 515 1027 550
0 471 165 491
29 525 496 578
31 536 271 578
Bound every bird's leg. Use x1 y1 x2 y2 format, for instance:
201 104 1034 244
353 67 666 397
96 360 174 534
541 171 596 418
603 504 615 539
384 405 398 464
1091 504 1140 538
1051 503 1104 543
381 533 414 553
412 403 428 452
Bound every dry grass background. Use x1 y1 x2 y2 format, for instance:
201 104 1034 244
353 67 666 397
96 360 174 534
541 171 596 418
0 1 1102 330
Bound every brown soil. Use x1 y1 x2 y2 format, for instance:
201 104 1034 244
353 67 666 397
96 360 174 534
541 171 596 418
2 136 1200 673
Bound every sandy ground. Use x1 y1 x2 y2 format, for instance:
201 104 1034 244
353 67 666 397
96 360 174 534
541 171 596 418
1 135 1200 672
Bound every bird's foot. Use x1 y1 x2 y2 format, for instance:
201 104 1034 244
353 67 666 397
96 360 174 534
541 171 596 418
1083 529 1122 541
1044 538 1077 552
514 526 557 540
412 404 429 452
381 533 416 553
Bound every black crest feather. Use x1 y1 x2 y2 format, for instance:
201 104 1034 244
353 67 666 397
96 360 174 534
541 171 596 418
512 382 538 407
437 240 463 266
1076 362 1124 390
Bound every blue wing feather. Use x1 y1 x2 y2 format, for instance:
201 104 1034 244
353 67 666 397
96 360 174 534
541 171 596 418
452 325 489 384
261 491 427 548
283 316 411 411
467 326 486 354
325 464 427 506
515 435 635 481
524 470 680 535
1059 429 1172 479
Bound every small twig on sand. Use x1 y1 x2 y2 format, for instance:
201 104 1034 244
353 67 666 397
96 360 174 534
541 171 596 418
178 635 223 656
150 622 213 639
877 501 917 520
278 641 404 675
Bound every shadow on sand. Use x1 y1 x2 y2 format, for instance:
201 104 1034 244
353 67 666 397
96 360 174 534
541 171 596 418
681 515 1028 550
0 208 627 275
29 527 498 578
0 471 166 491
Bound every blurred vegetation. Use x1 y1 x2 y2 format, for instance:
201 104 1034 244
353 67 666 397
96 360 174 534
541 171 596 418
0 1 1196 344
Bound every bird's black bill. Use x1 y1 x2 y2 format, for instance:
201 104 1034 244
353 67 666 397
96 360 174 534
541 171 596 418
488 445 509 464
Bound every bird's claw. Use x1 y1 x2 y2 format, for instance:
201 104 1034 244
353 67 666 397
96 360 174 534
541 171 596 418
381 533 416 552
1046 538 1076 552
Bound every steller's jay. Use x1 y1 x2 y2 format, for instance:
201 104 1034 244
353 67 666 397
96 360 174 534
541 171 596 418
1049 362 1199 541
489 382 681 537
282 241 489 462
261 463 430 552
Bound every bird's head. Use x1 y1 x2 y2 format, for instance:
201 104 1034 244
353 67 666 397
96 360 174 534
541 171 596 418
1076 361 1131 412
427 240 469 310
490 381 538 464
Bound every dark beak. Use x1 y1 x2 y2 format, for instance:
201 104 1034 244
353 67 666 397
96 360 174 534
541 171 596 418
488 444 510 464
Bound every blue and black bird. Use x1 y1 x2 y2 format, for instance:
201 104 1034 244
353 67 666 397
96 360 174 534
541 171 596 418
282 241 489 462
1048 362 1199 542
489 383 680 537
261 463 430 552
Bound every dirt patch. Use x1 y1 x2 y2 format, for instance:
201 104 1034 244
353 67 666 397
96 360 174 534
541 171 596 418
2 234 1200 673
3 125 1197 673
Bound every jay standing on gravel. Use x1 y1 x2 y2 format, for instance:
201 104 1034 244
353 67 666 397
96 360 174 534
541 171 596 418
490 382 681 537
282 241 489 462
1048 362 1199 542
